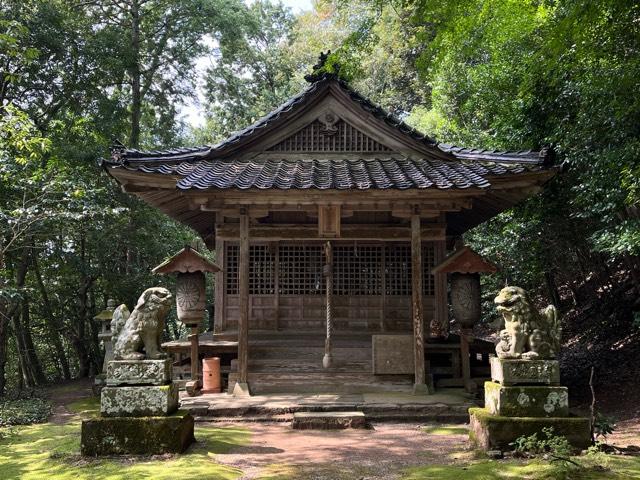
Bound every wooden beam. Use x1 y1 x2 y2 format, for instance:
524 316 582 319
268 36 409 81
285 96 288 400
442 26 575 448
233 211 250 396
215 224 446 241
411 214 429 394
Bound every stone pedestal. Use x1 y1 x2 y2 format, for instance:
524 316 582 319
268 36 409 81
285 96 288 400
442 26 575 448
106 359 172 386
490 357 560 385
82 358 194 456
469 358 590 451
101 384 179 417
81 411 195 456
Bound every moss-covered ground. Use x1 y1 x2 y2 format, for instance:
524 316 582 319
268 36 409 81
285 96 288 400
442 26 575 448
1 394 639 480
0 395 250 480
402 455 640 480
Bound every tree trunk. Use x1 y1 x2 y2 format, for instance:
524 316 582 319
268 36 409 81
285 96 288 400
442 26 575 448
129 0 142 148
33 255 71 380
6 247 34 388
0 242 8 395
20 297 47 385
544 270 561 309
72 234 94 378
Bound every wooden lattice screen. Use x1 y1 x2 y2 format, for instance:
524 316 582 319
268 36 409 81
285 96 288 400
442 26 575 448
385 245 411 295
267 120 392 153
225 242 435 296
225 244 276 295
422 245 435 296
333 245 383 295
278 245 324 295
384 245 435 296
225 244 239 295
249 245 275 294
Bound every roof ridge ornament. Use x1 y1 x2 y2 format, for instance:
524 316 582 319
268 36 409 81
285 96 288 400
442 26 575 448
304 50 342 83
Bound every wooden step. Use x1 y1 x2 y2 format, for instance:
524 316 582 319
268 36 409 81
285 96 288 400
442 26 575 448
292 411 366 430
249 346 371 361
227 372 413 394
231 358 372 374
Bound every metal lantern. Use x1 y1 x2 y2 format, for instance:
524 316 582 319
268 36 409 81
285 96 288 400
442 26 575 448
450 272 482 329
153 246 220 396
175 271 207 326
432 246 497 393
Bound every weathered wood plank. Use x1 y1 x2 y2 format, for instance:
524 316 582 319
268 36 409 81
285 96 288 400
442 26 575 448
215 224 446 241
237 212 249 387
411 214 427 393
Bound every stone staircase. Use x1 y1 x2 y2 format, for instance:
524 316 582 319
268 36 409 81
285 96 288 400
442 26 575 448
228 334 414 394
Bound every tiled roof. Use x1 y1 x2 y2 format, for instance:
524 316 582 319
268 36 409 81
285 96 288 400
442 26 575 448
174 156 541 190
103 74 553 191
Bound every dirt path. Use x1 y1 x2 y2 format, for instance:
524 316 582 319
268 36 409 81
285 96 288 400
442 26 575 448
46 378 95 425
213 422 470 479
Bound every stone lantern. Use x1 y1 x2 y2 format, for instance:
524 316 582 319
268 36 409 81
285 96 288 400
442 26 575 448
432 246 497 392
93 299 116 386
153 246 220 396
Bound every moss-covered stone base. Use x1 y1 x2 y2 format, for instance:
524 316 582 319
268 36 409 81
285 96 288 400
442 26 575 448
484 382 569 417
490 358 560 386
468 407 591 451
80 411 195 456
100 383 178 417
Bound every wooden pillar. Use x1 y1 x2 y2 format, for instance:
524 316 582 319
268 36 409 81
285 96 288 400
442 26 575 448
214 228 224 333
233 211 250 396
411 214 430 394
186 327 201 395
323 241 333 368
460 328 473 393
433 239 448 336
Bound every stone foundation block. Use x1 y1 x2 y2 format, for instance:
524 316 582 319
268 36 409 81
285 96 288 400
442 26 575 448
484 382 569 417
469 407 591 451
101 383 178 417
292 411 366 430
81 411 195 456
490 358 560 386
106 359 172 386
372 335 413 374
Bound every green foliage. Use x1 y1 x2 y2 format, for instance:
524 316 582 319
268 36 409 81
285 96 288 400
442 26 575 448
593 414 616 442
0 397 51 427
197 0 300 142
511 427 573 459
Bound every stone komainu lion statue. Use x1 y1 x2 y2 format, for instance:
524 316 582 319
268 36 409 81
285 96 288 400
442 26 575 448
111 287 173 360
494 286 561 360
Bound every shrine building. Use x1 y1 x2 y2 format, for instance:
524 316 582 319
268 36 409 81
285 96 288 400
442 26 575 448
101 73 556 396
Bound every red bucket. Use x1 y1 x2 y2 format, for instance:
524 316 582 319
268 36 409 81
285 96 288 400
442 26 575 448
202 357 221 393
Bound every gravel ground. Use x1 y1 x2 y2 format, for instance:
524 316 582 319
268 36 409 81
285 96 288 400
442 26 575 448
211 421 471 479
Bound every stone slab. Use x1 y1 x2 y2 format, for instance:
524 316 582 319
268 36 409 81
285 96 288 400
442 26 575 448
106 359 172 386
490 357 560 386
81 411 195 456
372 335 414 374
468 407 591 451
484 382 569 417
292 411 367 429
101 383 178 417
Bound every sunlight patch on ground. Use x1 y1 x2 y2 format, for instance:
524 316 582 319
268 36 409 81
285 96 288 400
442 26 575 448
422 425 468 436
0 415 250 480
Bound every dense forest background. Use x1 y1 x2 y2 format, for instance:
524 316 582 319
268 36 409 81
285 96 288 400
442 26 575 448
1 0 638 399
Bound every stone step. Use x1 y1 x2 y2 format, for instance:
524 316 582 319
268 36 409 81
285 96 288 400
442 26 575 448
292 411 367 430
227 372 413 394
